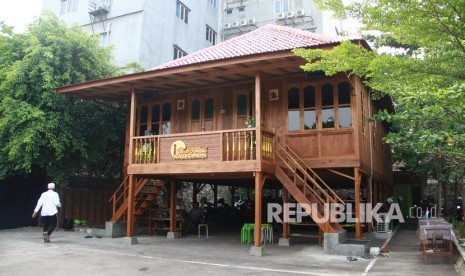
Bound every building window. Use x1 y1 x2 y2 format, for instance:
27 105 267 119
321 83 334 129
61 0 78 14
225 8 233 14
176 1 190 23
209 0 217 7
338 82 352 127
287 81 352 132
274 0 289 13
238 6 245 12
173 45 187 60
99 32 108 47
206 26 217 45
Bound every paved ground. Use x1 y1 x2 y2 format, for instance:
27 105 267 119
0 223 458 276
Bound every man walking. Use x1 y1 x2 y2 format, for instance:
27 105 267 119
32 183 61 243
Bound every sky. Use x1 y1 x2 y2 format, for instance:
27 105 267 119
0 0 42 33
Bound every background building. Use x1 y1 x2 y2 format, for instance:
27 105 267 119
42 0 342 69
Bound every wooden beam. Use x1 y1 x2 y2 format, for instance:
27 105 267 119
327 169 355 180
354 168 362 239
282 188 289 239
126 175 135 237
254 172 263 247
128 89 136 166
170 181 176 232
255 72 262 164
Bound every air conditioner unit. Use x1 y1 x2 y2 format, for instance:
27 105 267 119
224 23 231 29
231 21 239 27
248 18 256 25
286 11 294 18
277 13 285 20
296 10 305 17
240 19 248 26
376 213 391 233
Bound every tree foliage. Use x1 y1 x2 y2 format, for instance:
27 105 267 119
0 13 126 185
296 1 465 201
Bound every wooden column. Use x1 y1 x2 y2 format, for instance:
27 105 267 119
282 188 289 239
126 89 137 237
127 175 135 237
254 172 263 247
128 89 136 166
366 175 372 233
254 72 262 163
170 181 176 232
354 168 362 239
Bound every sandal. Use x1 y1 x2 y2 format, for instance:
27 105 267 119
347 256 358 262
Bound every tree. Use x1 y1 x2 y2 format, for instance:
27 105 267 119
294 0 465 215
0 13 126 186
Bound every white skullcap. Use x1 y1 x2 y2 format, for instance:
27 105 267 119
48 183 55 189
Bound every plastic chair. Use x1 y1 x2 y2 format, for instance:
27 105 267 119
261 223 273 244
198 223 208 238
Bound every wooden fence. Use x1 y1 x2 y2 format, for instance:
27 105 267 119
56 187 112 228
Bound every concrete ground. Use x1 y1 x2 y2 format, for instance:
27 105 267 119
0 223 458 276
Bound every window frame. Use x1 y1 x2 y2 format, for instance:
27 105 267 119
176 1 190 24
173 45 187 60
205 25 217 45
286 80 352 132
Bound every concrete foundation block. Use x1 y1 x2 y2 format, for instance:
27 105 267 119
167 232 180 239
278 238 292 246
250 246 264 256
324 230 347 254
105 221 127 238
123 236 138 245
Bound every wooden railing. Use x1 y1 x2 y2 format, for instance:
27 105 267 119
109 175 129 221
132 128 274 164
276 143 345 206
134 136 159 164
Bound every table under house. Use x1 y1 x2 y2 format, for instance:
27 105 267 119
418 218 454 264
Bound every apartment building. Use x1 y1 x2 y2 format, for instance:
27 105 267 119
42 0 341 69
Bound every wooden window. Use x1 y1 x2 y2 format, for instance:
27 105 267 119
176 1 190 23
205 98 214 119
137 102 171 136
237 94 247 116
161 103 171 134
338 82 352 128
151 104 160 135
191 100 200 120
321 83 335 129
287 87 300 131
303 86 316 130
139 106 149 135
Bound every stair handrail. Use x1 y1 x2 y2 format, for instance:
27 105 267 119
275 143 345 206
109 175 129 220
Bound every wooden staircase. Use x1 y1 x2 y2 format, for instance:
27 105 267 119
275 142 345 233
109 176 166 222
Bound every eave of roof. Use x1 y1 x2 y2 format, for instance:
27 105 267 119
56 24 370 101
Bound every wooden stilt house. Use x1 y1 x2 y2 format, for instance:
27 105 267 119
57 24 393 250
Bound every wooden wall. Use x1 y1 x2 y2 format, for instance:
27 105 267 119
57 187 112 228
355 77 393 185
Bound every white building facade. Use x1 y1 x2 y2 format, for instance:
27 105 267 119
42 0 341 69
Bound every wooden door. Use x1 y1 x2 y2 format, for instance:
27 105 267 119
233 89 253 128
189 95 216 132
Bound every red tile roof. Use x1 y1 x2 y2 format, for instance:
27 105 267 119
153 24 342 70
